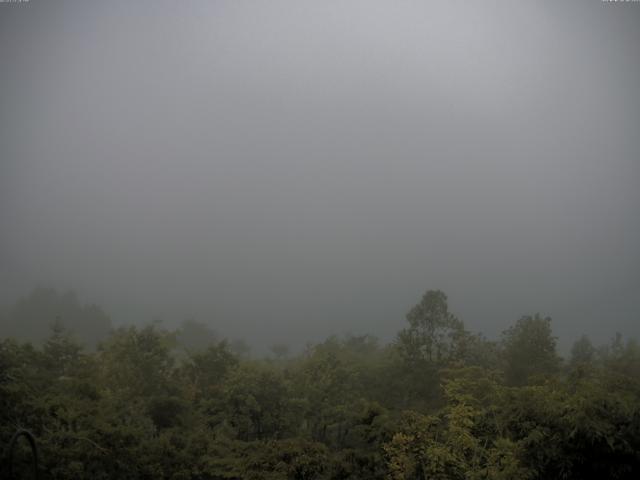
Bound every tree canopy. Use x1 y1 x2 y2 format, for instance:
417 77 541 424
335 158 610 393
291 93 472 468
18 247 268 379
1 289 639 479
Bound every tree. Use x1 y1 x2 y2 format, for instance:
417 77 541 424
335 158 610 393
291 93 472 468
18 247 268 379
181 340 238 401
41 322 85 378
394 290 467 408
97 325 176 398
291 339 363 445
3 287 640 479
601 334 640 381
569 335 596 369
501 314 561 386
397 290 466 365
221 363 294 441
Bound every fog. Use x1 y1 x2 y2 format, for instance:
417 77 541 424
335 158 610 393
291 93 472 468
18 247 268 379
1 0 639 352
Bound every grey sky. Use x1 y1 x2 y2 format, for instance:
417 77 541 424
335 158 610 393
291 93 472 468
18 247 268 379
1 0 639 351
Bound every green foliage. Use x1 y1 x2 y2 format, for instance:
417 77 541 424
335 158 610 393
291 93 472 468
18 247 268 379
220 363 294 441
181 340 238 402
1 289 640 479
501 314 561 386
397 290 466 366
98 324 176 399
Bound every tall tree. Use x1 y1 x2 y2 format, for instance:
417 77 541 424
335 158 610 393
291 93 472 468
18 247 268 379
397 290 466 365
501 314 561 386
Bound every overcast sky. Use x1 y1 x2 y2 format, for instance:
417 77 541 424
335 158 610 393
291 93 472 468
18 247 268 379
1 0 639 351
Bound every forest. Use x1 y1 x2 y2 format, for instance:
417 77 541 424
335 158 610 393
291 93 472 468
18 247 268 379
3 0 639 479
1 288 639 479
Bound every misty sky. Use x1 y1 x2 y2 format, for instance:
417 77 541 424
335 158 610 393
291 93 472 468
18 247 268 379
1 0 639 351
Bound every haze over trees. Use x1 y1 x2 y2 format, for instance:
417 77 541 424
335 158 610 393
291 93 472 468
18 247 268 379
0 288 111 349
1 1 638 479
2 289 639 479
